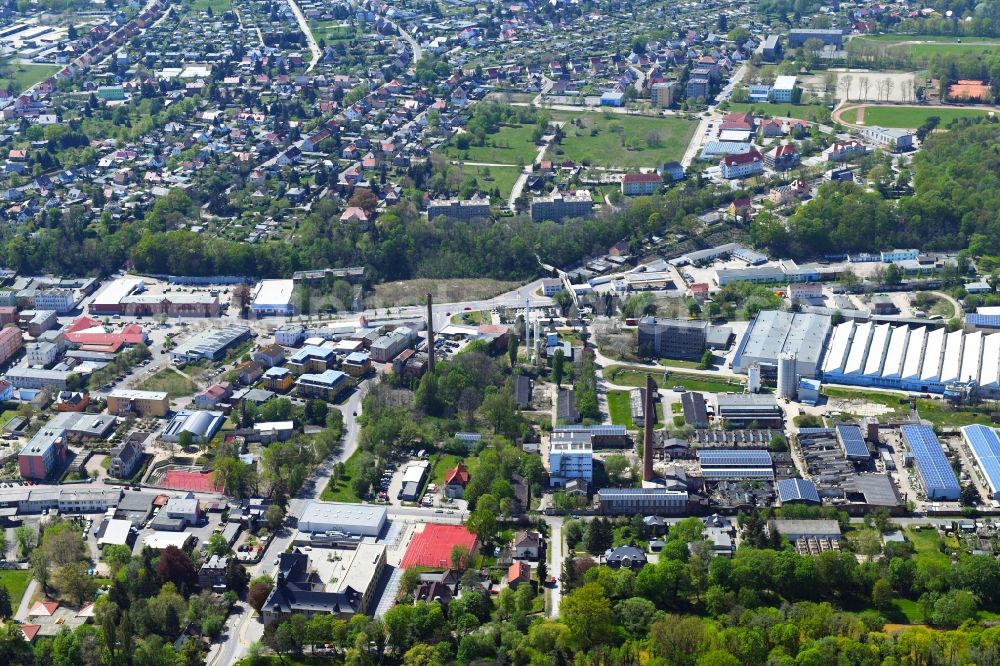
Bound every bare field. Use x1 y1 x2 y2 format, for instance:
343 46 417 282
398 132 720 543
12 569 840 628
832 70 917 103
370 278 521 308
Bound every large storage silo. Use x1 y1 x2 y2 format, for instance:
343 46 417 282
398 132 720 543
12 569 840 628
748 363 762 394
777 352 798 400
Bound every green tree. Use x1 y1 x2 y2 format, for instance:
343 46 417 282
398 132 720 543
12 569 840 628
552 348 565 387
561 583 614 649
872 578 894 610
54 561 96 606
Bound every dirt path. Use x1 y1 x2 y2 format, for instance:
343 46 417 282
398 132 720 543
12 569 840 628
855 106 865 125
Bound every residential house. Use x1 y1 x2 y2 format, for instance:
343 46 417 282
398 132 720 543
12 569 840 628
512 531 541 560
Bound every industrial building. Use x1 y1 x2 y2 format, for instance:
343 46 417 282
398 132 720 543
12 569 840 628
596 488 688 515
835 424 870 460
716 394 783 428
776 478 820 505
298 501 387 536
961 425 1000 500
398 461 429 502
251 280 295 317
637 317 706 360
821 320 997 396
697 449 774 481
681 392 709 429
733 310 832 379
170 325 252 362
901 424 960 501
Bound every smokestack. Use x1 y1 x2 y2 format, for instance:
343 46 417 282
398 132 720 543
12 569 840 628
642 374 656 482
426 293 435 374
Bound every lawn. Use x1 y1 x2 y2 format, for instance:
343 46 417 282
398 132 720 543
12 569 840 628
854 35 1000 60
431 453 477 485
916 399 993 427
0 64 59 94
0 569 30 609
604 366 745 393
892 598 926 624
468 165 520 199
906 527 950 567
308 20 354 42
821 386 907 409
139 368 197 399
851 105 991 128
606 390 633 426
450 310 491 325
658 358 703 370
442 123 541 165
549 113 696 168
723 101 831 122
188 0 231 13
321 449 364 503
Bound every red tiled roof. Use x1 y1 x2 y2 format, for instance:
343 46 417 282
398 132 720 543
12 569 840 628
722 149 762 167
508 561 531 583
445 463 469 487
64 316 144 347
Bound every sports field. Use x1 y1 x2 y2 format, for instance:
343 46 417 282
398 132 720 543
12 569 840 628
845 104 992 128
401 524 478 568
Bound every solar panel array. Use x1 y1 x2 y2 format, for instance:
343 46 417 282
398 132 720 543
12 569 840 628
697 449 773 467
967 314 1000 329
836 424 870 460
776 478 821 503
901 424 960 500
961 425 1000 500
702 468 775 481
797 428 835 436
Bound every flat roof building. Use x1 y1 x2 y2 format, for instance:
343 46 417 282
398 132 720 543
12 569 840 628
637 317 706 361
298 501 387 536
733 310 832 379
251 280 295 317
171 325 252 362
716 393 783 428
107 389 169 417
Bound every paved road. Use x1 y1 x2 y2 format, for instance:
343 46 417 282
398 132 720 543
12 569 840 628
207 385 368 666
543 515 563 617
286 0 322 72
14 579 37 622
507 126 560 211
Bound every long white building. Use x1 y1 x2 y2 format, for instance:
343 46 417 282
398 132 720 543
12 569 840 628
822 320 998 394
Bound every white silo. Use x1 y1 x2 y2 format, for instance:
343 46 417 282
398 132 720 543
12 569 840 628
777 352 798 400
748 363 762 393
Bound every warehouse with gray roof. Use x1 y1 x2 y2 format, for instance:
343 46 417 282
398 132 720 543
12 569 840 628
733 310 832 378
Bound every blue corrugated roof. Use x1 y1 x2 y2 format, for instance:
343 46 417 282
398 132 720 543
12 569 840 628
901 424 960 500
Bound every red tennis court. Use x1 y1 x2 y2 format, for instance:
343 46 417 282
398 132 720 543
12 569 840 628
401 524 478 569
161 470 222 493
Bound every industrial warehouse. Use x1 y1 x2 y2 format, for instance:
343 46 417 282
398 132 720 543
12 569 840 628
733 310 1000 398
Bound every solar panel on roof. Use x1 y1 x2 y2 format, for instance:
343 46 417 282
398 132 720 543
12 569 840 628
697 449 772 467
836 424 870 460
967 314 1000 328
901 424 960 500
797 428 835 435
962 425 1000 499
776 478 820 503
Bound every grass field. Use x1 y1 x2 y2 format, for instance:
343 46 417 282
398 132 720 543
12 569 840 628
916 399 993 427
139 368 196 399
605 366 745 393
607 390 633 426
431 453 477 485
443 124 540 165
308 20 354 42
549 113 696 168
371 278 520 308
723 101 830 122
849 105 992 128
907 527 950 566
450 310 491 325
0 569 30 609
469 165 519 199
0 64 59 94
658 358 704 370
188 0 231 13
321 449 364 503
854 35 1000 59
892 598 925 624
